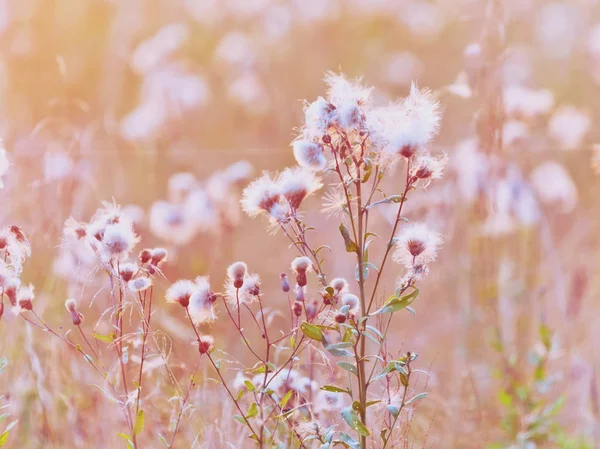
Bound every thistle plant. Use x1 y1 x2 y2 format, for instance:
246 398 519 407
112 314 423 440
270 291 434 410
163 72 447 449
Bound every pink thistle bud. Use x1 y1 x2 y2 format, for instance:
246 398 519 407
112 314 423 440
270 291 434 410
119 263 138 283
166 279 196 308
65 298 83 325
295 285 305 302
17 284 34 311
4 277 20 307
280 273 290 292
198 335 214 354
150 247 168 266
293 301 303 317
139 249 152 265
291 256 312 287
335 313 346 324
227 261 247 289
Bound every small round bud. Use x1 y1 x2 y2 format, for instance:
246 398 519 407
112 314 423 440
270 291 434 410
139 249 152 265
119 263 137 283
322 134 332 144
280 273 290 293
227 261 247 289
295 285 305 302
150 247 168 265
65 299 83 325
335 313 346 324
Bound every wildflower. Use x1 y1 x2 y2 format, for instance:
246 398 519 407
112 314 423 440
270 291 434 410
65 298 83 325
292 140 327 172
129 277 152 293
530 161 577 213
0 261 14 289
295 284 305 302
0 147 9 188
197 335 214 354
267 201 291 226
64 217 87 239
241 173 281 217
291 256 312 287
393 223 442 268
280 273 290 292
102 221 138 258
278 167 323 210
168 172 197 202
17 284 35 311
149 247 168 265
225 273 260 308
188 276 217 325
166 279 197 307
411 153 448 182
222 160 253 184
149 201 197 246
119 263 138 283
227 261 247 289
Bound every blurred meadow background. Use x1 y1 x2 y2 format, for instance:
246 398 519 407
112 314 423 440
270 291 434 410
0 0 599 448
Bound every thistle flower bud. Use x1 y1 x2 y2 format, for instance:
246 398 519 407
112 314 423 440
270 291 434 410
129 277 152 293
227 261 247 289
280 273 290 292
198 335 214 354
166 279 196 308
17 284 35 311
293 301 303 317
5 277 20 307
341 293 359 311
306 300 318 321
139 249 152 264
295 285 305 302
65 298 83 325
119 263 138 283
291 256 312 287
150 247 168 265
334 313 346 324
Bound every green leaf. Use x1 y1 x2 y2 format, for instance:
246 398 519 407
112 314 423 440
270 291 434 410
0 420 17 447
367 195 403 209
246 402 258 419
158 433 169 447
300 322 324 342
93 332 116 343
325 342 354 357
133 410 144 436
338 432 360 449
0 415 8 423
386 405 400 418
341 407 370 437
372 289 419 315
320 385 350 394
337 361 358 376
339 224 359 253
233 415 246 425
405 392 427 405
280 390 293 408
244 380 255 392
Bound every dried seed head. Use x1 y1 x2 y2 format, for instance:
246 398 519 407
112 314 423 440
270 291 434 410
198 335 214 354
241 173 281 217
280 273 290 292
341 293 359 311
188 277 217 325
227 261 248 289
393 223 442 268
102 221 138 258
291 256 312 273
278 167 323 210
293 301 303 317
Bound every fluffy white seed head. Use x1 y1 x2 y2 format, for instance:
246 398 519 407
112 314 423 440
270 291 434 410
226 273 260 308
119 262 138 282
329 277 348 293
278 167 323 210
393 223 442 268
241 173 281 217
188 276 216 325
129 277 152 293
291 256 312 273
411 153 448 182
302 96 334 141
65 298 77 313
341 293 359 310
292 140 327 172
227 261 248 288
102 221 138 258
166 279 197 307
17 284 35 311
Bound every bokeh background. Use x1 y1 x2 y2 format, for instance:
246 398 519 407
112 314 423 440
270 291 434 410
1 0 599 447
